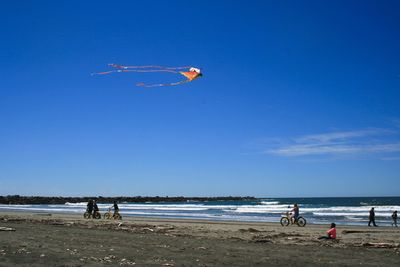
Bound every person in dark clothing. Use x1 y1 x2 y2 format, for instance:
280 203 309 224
93 200 99 215
392 211 398 227
368 207 377 227
113 201 119 217
87 200 94 214
290 204 299 224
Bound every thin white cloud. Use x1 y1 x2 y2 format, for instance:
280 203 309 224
296 128 391 143
265 128 400 157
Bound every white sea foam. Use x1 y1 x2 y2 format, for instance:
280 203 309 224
260 201 280 205
313 212 394 217
1 201 398 226
64 202 87 206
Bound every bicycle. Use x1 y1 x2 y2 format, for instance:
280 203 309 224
103 207 122 220
280 212 306 227
83 210 101 219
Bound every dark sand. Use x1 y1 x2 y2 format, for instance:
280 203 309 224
1 212 399 266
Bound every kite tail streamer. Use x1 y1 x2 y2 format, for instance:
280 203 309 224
136 79 189 88
91 70 122 75
120 69 179 74
92 64 201 87
108 63 191 71
91 69 178 76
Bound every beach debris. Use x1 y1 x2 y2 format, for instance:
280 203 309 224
156 244 170 248
120 258 136 265
254 239 273 244
34 213 52 216
239 228 261 233
361 242 400 249
66 248 78 255
92 64 203 88
40 254 46 257
87 255 117 263
15 248 30 254
0 227 15 231
156 226 175 233
164 233 176 237
251 235 274 243
342 230 385 234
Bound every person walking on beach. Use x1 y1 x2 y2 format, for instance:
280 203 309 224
368 207 377 227
392 211 398 227
318 223 336 240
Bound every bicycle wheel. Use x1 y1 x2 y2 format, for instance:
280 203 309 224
280 217 290 226
94 212 101 219
114 213 122 220
83 212 91 219
104 212 112 220
297 217 307 227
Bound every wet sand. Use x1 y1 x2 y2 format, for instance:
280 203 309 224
0 211 399 266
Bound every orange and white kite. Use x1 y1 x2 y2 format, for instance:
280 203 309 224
92 64 202 87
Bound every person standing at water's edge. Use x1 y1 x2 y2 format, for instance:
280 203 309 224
392 211 398 227
368 207 377 227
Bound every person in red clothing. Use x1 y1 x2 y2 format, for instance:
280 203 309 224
318 223 336 240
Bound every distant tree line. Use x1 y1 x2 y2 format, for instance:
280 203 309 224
0 195 256 205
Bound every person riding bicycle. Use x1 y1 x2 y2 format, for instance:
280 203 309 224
113 201 119 217
290 204 299 224
87 200 94 215
93 200 99 216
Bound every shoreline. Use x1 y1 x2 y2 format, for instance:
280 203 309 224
0 195 256 205
0 208 395 227
1 211 399 266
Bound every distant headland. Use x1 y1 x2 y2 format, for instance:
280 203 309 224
0 195 256 205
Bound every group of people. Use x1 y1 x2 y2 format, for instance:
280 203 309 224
86 200 120 217
289 204 398 228
368 207 398 227
86 199 99 215
287 204 398 241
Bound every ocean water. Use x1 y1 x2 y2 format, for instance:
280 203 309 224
0 197 399 226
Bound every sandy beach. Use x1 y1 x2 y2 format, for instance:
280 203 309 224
0 211 399 266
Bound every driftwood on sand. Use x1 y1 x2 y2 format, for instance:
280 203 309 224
362 242 400 249
0 227 16 231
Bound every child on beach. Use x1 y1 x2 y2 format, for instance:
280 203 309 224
392 211 398 227
318 223 336 240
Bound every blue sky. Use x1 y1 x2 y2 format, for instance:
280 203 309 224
0 0 399 197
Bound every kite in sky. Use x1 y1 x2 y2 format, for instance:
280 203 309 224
92 64 202 87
